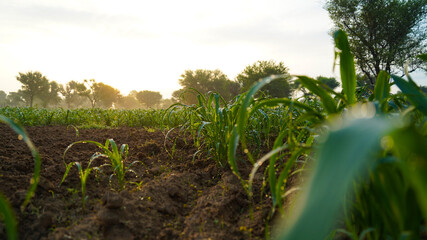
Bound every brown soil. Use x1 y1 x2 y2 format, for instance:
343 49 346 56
0 124 273 240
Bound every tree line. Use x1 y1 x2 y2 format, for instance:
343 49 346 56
0 60 341 109
1 0 425 109
0 74 168 109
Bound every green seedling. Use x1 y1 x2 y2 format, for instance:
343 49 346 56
66 124 79 137
59 152 104 209
62 138 136 190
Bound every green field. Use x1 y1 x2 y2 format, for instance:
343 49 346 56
1 30 427 240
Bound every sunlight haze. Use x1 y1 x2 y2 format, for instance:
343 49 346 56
0 0 337 98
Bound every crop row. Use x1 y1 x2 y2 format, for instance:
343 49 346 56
0 107 185 128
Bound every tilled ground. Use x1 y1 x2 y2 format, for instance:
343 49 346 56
0 124 273 240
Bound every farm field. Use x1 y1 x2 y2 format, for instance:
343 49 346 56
0 31 426 240
0 124 281 240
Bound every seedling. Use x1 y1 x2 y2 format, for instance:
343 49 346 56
61 138 136 191
59 152 104 209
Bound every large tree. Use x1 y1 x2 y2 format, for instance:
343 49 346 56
6 92 25 107
79 79 120 108
317 76 340 90
16 71 49 107
136 90 162 108
175 69 240 104
325 0 427 85
61 80 87 108
236 60 292 98
39 81 62 107
116 94 140 109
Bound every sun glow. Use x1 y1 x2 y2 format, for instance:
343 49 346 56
0 0 336 98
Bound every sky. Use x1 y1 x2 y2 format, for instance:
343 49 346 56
0 0 425 99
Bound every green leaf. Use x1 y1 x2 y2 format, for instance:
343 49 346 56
296 76 338 114
417 53 427 62
391 74 427 115
334 30 357 105
59 162 74 187
250 98 323 120
374 71 390 105
227 127 241 179
0 192 17 240
391 125 427 219
228 74 289 170
279 117 393 240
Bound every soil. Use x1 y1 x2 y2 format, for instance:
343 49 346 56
0 124 275 240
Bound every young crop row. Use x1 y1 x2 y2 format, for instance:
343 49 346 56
0 29 426 240
166 30 427 240
0 107 186 128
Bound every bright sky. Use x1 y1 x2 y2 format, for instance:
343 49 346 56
1 0 424 98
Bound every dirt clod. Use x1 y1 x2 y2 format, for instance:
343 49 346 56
102 192 123 209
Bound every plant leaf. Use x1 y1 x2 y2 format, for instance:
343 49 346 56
0 192 17 240
374 71 390 105
334 30 357 105
391 74 427 115
296 76 338 114
417 53 427 62
279 117 393 240
391 125 427 219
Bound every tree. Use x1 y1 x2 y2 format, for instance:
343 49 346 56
236 60 292 98
6 92 25 107
61 80 87 108
172 88 189 104
128 90 139 99
176 69 240 104
95 82 120 108
39 81 62 107
136 90 162 108
316 76 340 90
0 90 7 106
160 98 175 109
325 0 427 85
16 71 49 107
79 79 120 108
116 94 140 109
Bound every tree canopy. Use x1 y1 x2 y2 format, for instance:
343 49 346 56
79 79 121 108
16 71 50 107
174 69 240 104
317 76 340 90
236 60 292 98
136 90 162 108
116 94 140 109
5 92 25 107
61 80 87 108
325 0 427 85
39 81 62 107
